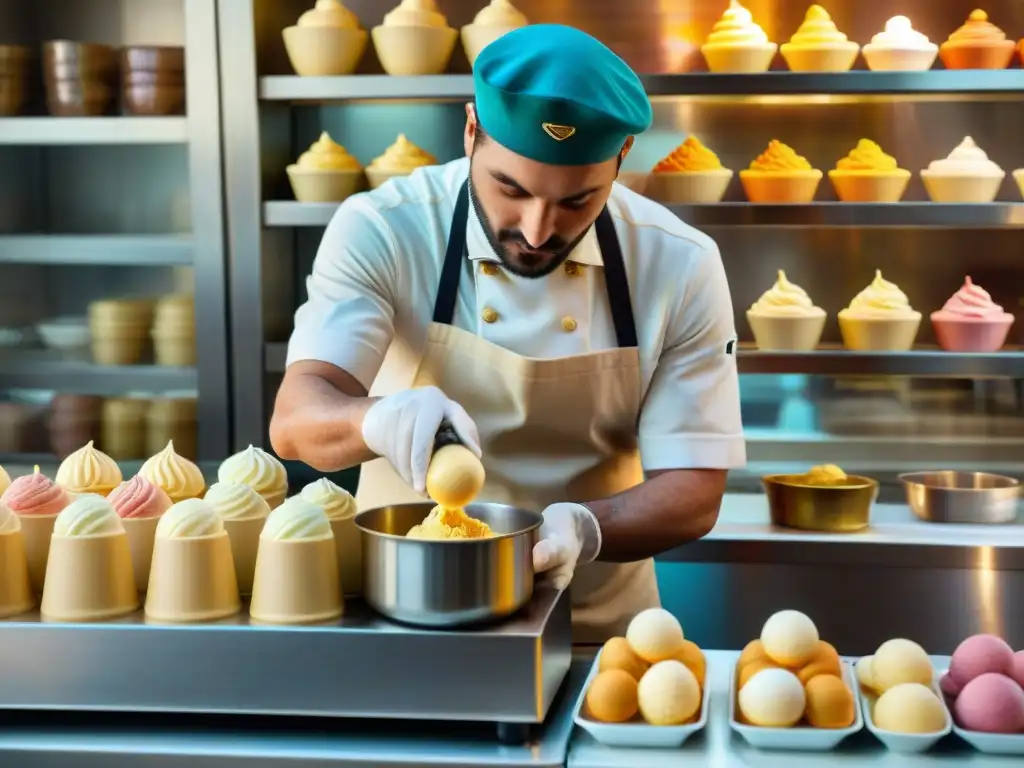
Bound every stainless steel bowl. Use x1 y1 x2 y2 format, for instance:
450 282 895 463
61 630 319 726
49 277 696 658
355 502 542 628
898 471 1021 524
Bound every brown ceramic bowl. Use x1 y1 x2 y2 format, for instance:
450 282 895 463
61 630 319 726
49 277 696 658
123 83 185 115
121 45 184 73
123 69 184 87
43 41 117 81
0 45 31 76
45 79 114 116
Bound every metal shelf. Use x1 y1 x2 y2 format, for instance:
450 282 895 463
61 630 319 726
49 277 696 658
0 117 189 145
0 235 193 266
263 200 1024 229
0 350 197 395
259 70 1024 102
266 341 1024 378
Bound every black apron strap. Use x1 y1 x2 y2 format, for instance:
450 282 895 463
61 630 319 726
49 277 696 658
432 179 638 350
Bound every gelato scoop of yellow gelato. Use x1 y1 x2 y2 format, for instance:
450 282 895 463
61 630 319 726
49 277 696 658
748 140 814 172
139 440 206 503
802 464 848 485
843 270 920 319
653 136 725 173
218 445 289 505
262 496 332 540
406 505 493 539
368 134 437 173
705 0 771 46
56 440 123 495
297 0 360 29
294 132 362 171
836 139 901 172
472 0 527 27
203 482 271 521
300 478 357 521
749 270 824 317
157 498 224 539
383 0 448 28
946 9 1008 44
787 5 851 46
54 494 124 537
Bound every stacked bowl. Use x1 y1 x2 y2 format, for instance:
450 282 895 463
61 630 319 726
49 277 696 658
151 294 195 366
43 41 117 116
0 45 31 116
121 46 185 115
88 299 154 365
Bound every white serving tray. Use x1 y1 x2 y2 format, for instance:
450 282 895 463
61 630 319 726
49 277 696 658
573 651 711 749
861 676 952 752
729 658 863 751
940 668 1024 756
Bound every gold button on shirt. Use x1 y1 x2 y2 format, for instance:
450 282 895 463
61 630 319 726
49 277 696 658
482 307 499 323
561 316 578 332
481 262 500 276
564 262 582 277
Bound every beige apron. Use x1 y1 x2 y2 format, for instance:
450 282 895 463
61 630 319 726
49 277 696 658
356 181 660 642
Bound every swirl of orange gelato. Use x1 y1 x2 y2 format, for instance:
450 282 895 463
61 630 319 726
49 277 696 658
705 0 770 47
787 5 851 47
653 136 725 172
835 139 901 172
748 140 814 172
945 9 1008 43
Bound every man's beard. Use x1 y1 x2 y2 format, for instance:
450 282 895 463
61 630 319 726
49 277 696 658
467 174 594 279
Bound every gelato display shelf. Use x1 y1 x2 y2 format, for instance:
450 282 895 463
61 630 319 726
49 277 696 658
0 234 194 267
0 585 572 745
258 70 1024 103
0 349 197 396
0 116 189 145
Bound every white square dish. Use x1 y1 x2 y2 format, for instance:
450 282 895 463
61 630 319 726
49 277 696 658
861 675 952 752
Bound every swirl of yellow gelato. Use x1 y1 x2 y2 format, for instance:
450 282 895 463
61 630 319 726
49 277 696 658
55 440 123 495
748 140 814 172
300 478 358 521
749 270 824 317
705 0 770 46
843 270 920 318
803 464 848 485
787 5 851 46
261 497 332 540
835 139 900 172
407 505 493 539
946 9 1008 44
139 440 206 503
297 0 360 29
204 482 271 521
383 0 448 28
368 134 437 173
653 136 725 172
218 445 288 502
472 0 527 26
294 132 362 171
54 494 124 537
156 499 224 539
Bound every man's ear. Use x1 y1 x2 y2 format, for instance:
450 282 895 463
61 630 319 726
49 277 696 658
620 136 635 162
464 102 478 157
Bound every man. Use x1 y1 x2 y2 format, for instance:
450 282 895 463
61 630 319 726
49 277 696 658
270 24 744 641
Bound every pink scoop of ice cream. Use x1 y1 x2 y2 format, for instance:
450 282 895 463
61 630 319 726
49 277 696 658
931 277 1015 352
1012 651 1024 690
949 634 1015 687
934 276 1010 319
107 475 172 519
0 471 69 517
953 672 1024 733
940 672 962 698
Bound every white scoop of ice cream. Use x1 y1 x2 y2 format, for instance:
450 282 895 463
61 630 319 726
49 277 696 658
261 496 332 540
383 0 448 28
869 16 936 51
54 494 124 537
926 137 1003 176
156 498 225 539
472 0 527 26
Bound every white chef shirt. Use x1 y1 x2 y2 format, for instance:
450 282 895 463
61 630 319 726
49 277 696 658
287 157 745 471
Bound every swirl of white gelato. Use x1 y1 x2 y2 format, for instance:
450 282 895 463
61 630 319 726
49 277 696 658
925 137 1004 177
472 0 527 26
300 478 358 521
218 445 288 499
261 497 332 540
156 498 225 539
868 16 936 51
204 482 271 521
54 494 124 537
297 0 360 29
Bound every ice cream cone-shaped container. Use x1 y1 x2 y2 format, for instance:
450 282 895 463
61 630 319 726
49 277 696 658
144 498 239 622
41 495 138 622
829 140 911 203
300 478 361 595
0 508 35 618
204 482 271 596
701 0 777 73
460 0 528 67
250 497 342 624
2 467 71 593
741 140 822 203
931 276 1015 353
283 0 368 76
921 137 1005 204
647 136 732 204
747 270 827 351
939 10 1015 70
108 475 172 593
780 5 860 72
139 439 205 503
55 440 123 498
838 270 922 352
218 444 289 511
861 16 938 72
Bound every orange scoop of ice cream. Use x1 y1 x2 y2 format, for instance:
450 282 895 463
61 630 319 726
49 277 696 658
946 10 1008 43
653 136 724 172
748 140 814 172
835 139 900 172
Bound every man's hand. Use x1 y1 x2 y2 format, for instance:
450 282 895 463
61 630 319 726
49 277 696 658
361 386 481 493
532 503 602 590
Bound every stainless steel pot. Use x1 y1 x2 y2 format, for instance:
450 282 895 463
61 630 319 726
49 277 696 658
898 471 1021 524
355 502 542 628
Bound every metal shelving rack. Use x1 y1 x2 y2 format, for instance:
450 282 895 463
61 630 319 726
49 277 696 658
0 0 231 462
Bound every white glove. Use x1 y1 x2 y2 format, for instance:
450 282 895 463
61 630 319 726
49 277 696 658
361 386 481 493
532 502 602 590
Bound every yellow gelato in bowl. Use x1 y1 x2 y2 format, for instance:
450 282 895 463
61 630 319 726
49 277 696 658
701 0 777 73
838 269 922 351
406 505 494 540
286 131 366 203
366 133 438 188
746 269 826 351
739 140 822 203
461 0 528 68
862 16 938 71
646 136 733 203
780 5 860 72
372 0 458 75
283 0 368 76
829 139 911 202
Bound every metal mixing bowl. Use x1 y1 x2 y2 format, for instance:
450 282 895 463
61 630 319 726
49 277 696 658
762 474 879 532
898 471 1021 524
355 502 542 628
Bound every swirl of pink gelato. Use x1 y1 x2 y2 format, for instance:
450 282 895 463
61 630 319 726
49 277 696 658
0 469 69 517
936 276 1009 319
107 475 173 520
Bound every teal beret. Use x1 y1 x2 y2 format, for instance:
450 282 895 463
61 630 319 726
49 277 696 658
473 25 652 166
